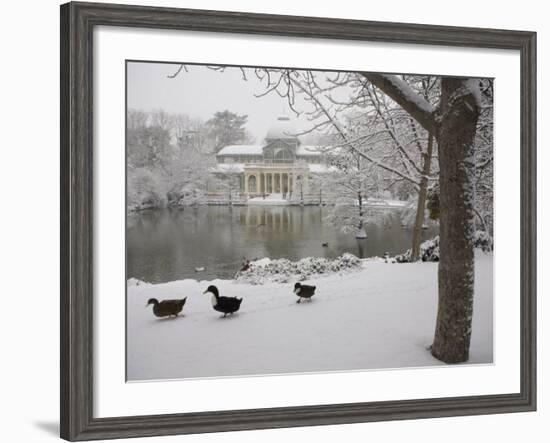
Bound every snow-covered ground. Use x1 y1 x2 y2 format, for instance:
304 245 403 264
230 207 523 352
127 251 493 381
247 193 288 205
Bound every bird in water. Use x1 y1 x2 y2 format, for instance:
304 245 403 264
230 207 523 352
294 282 316 303
240 259 251 273
322 242 329 247
146 297 187 318
203 285 243 317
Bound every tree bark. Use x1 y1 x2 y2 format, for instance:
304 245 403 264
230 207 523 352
431 78 480 363
361 74 480 364
411 135 434 261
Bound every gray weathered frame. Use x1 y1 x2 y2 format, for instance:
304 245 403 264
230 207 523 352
60 1 537 441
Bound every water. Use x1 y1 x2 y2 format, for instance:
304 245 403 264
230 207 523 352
127 206 438 283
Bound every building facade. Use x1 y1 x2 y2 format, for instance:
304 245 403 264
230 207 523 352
213 116 328 199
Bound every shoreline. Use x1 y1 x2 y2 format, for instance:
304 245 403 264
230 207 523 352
127 251 493 380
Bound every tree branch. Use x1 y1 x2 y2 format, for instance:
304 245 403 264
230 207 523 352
361 73 438 135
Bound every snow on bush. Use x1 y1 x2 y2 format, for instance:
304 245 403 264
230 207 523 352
393 230 493 263
235 253 363 285
473 230 493 252
393 236 440 263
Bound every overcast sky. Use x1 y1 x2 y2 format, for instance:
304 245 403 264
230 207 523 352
127 62 324 142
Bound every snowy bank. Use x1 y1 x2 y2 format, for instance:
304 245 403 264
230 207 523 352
127 251 493 381
393 231 493 263
235 253 363 285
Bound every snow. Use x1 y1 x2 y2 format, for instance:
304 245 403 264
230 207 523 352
296 145 324 156
308 164 336 173
380 74 435 114
216 145 263 156
465 78 483 108
366 198 409 208
247 193 288 205
216 144 327 158
212 163 245 173
213 162 334 174
236 253 362 284
127 251 493 381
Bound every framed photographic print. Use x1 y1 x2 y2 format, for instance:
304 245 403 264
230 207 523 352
60 1 536 441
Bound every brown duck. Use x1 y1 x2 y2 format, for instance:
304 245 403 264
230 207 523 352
146 297 187 318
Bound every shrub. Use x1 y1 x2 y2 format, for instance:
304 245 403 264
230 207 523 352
235 253 362 285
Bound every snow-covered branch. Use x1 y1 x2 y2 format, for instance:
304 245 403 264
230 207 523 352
361 73 438 135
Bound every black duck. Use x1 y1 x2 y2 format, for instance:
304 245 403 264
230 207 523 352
294 282 316 303
146 297 187 318
203 285 242 317
240 259 251 272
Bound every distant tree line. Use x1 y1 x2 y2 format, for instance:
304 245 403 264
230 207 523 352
127 109 250 211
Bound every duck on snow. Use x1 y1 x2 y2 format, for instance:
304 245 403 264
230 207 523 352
203 285 243 317
294 282 316 303
146 297 187 318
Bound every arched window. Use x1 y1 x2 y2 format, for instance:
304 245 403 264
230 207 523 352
274 148 293 163
248 175 257 193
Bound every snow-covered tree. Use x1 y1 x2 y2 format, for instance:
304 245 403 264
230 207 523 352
323 149 377 238
212 165 242 206
364 74 483 364
127 109 214 210
166 65 492 364
206 110 251 152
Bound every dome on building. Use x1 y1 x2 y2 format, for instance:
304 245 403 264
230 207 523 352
265 116 299 142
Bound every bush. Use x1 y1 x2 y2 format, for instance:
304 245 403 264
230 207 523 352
473 230 493 252
235 253 362 285
394 236 440 263
393 231 493 263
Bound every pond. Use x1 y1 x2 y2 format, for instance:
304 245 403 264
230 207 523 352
127 205 438 283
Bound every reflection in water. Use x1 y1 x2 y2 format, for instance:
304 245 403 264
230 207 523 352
127 206 438 283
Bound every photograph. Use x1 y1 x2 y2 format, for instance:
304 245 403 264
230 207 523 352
125 61 494 381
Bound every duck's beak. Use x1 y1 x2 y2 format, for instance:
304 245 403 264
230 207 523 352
202 290 208 294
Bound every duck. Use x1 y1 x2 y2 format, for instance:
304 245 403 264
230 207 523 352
195 266 206 272
322 242 329 247
146 297 187 318
294 282 316 303
240 259 251 273
203 285 242 317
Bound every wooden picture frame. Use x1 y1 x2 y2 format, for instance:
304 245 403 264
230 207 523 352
60 1 536 440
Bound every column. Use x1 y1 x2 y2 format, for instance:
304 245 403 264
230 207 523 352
244 173 249 194
261 173 264 194
287 174 291 195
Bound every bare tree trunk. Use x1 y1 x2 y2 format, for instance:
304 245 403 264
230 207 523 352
431 78 480 363
411 135 434 261
362 73 481 364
